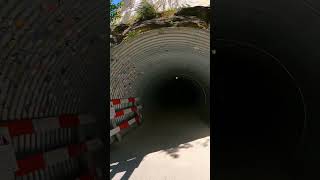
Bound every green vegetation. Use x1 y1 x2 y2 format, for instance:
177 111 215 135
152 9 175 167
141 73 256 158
127 14 139 25
110 0 123 23
124 30 142 41
111 3 210 45
137 0 157 21
158 8 177 18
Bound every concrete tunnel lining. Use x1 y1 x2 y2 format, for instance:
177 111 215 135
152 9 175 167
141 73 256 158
111 27 210 111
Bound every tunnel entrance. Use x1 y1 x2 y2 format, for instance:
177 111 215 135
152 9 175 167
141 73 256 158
213 41 306 178
110 27 210 179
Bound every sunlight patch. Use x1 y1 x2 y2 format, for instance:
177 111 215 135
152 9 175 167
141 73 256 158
113 171 126 180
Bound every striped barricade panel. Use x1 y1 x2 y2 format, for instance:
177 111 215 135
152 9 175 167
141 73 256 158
109 97 143 141
110 115 142 138
15 139 103 178
14 158 81 180
2 114 95 137
112 105 142 126
110 98 143 142
114 106 139 118
111 97 140 111
110 97 139 106
0 114 96 155
111 105 142 119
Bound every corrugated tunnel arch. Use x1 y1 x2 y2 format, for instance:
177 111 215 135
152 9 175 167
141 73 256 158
0 0 106 119
111 27 210 117
109 26 211 179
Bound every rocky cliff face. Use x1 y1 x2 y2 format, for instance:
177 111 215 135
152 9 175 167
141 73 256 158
115 0 210 24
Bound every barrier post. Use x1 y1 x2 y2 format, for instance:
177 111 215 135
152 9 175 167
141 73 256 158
110 105 121 142
134 101 142 125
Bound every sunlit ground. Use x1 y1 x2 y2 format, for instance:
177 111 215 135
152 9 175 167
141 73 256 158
110 110 210 180
111 136 210 180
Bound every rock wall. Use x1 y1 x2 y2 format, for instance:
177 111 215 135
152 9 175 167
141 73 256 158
115 0 210 24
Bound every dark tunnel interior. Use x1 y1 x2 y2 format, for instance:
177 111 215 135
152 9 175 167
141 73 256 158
212 0 320 178
144 75 206 113
213 41 306 179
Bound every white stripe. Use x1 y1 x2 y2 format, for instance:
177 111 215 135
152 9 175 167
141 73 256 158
121 99 129 104
123 108 132 114
110 107 116 119
44 148 69 166
33 117 59 132
128 118 136 125
110 127 120 137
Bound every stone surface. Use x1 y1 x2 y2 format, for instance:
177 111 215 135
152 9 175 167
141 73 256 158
111 15 209 45
115 0 210 24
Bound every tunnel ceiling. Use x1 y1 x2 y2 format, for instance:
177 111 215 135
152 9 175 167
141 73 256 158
0 1 106 120
110 27 210 99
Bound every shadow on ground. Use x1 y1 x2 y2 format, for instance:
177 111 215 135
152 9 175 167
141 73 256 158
110 110 210 180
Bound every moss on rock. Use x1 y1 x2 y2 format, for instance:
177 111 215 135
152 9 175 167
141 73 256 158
175 6 210 23
111 6 210 45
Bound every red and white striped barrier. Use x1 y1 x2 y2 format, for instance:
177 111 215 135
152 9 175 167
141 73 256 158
15 138 103 177
111 105 143 119
110 97 143 142
0 114 95 137
110 97 140 106
110 115 141 137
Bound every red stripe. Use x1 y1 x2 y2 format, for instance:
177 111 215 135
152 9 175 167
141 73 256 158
8 119 33 136
128 98 135 103
68 142 89 157
135 116 141 124
119 121 129 129
111 99 121 105
59 115 80 128
131 106 137 112
115 110 124 118
15 154 45 176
